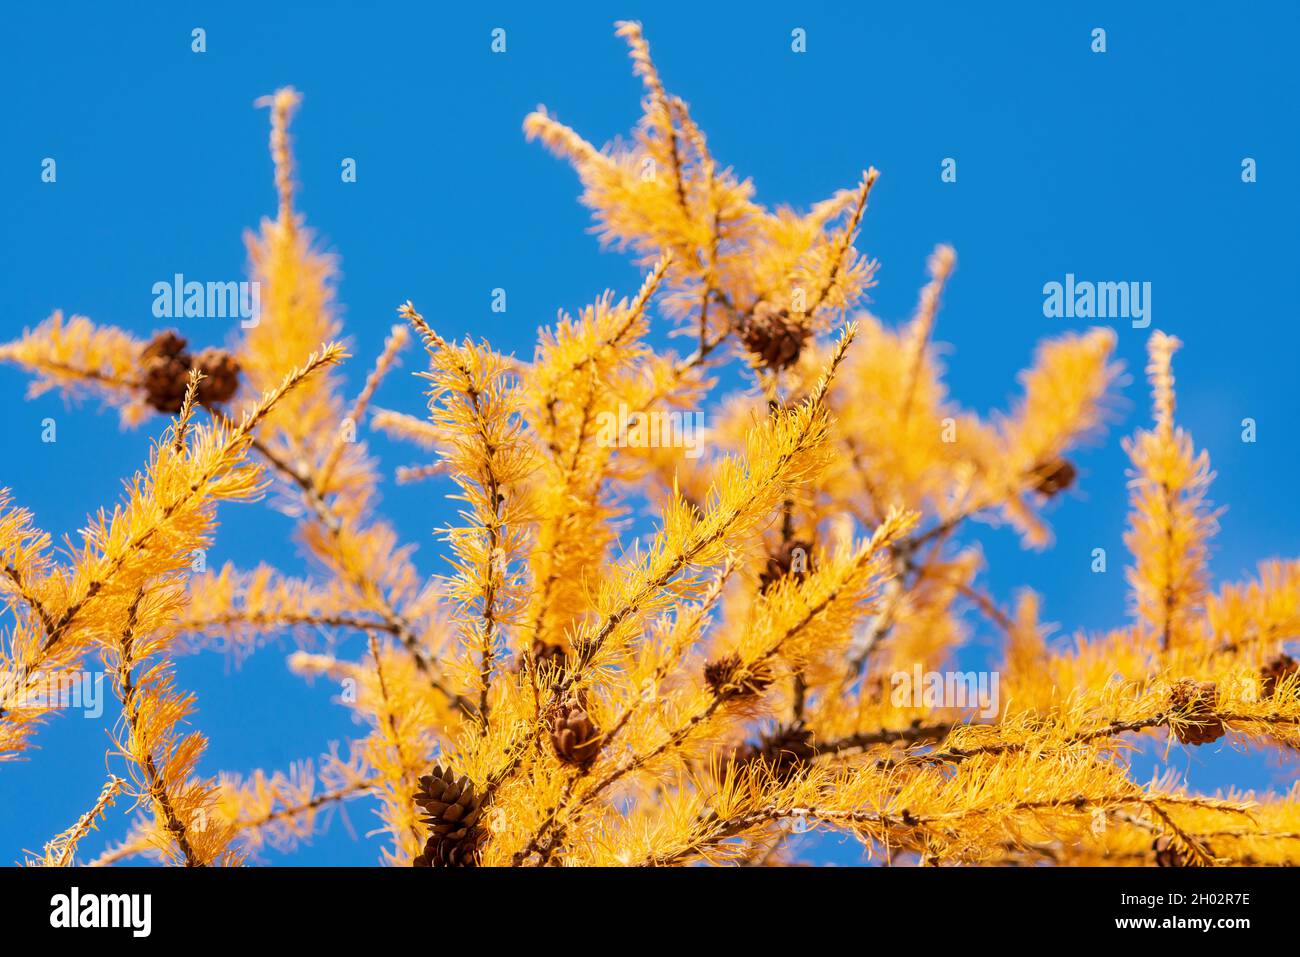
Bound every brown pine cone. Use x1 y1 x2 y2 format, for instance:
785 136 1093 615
140 331 240 413
1152 835 1186 868
759 539 814 593
141 330 188 362
549 695 602 767
740 302 810 371
141 331 194 414
518 638 567 674
1031 458 1077 497
704 652 774 699
1261 653 1299 698
735 722 815 780
412 765 485 867
194 348 240 405
1168 678 1226 746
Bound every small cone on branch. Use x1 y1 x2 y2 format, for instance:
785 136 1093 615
1152 835 1187 868
1031 458 1077 497
735 722 816 780
1168 678 1226 746
412 764 485 867
759 539 814 593
141 331 193 414
141 330 188 363
194 348 240 405
740 302 810 371
517 638 567 675
549 694 602 767
1261 653 1299 698
140 330 241 413
704 653 774 699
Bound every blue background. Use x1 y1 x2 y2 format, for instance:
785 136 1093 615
2 1 1296 865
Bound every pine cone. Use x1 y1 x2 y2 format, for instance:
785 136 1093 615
1152 835 1186 868
1031 458 1077 497
735 722 815 780
141 331 194 414
194 348 240 406
740 302 810 371
759 539 814 593
141 330 188 362
704 653 774 699
518 638 567 674
1261 653 1299 698
549 695 602 767
139 331 240 413
1168 678 1226 746
412 765 485 867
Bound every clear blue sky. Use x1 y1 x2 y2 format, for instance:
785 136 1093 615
2 1 1297 865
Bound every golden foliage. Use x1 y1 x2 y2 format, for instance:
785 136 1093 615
1124 331 1219 651
0 311 150 425
2 23 1296 868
